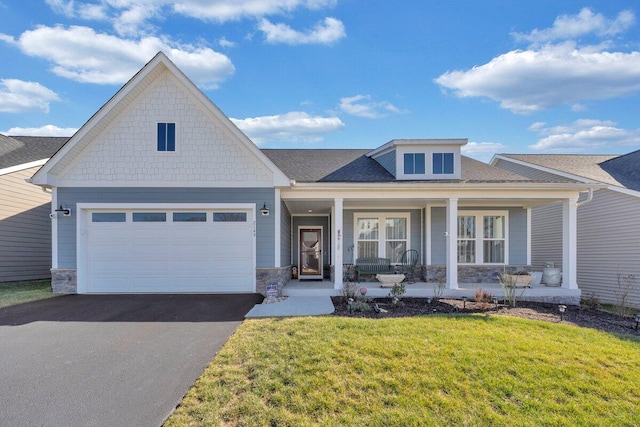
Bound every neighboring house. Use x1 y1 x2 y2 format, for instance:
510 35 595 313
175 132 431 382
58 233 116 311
30 52 593 304
0 134 68 282
492 153 640 308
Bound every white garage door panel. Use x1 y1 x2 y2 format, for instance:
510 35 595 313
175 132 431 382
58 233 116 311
84 208 255 293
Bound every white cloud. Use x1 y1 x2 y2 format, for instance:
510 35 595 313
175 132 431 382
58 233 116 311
4 124 78 137
339 95 406 118
512 8 635 45
462 142 506 162
435 9 640 114
231 111 344 144
174 0 337 22
218 37 236 48
259 17 345 45
435 42 640 114
528 119 640 152
45 0 108 20
0 79 59 113
1 25 234 88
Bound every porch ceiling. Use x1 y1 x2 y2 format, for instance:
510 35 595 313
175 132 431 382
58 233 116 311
283 197 563 214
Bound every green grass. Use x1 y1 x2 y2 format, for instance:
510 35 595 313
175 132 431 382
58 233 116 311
165 315 640 427
0 280 55 309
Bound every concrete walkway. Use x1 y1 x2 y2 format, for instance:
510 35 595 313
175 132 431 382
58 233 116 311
245 296 335 318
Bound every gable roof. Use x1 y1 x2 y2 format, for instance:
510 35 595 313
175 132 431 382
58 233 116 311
31 52 290 187
263 149 531 183
0 134 68 170
495 153 640 191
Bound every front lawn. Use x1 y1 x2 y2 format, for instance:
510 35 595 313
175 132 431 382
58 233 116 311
0 280 55 309
165 315 640 427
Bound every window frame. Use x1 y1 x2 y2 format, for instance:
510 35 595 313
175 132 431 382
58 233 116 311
403 153 426 175
456 210 509 265
354 213 411 264
433 152 454 175
157 122 177 153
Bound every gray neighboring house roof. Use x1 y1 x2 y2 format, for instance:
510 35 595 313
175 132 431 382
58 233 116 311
263 149 532 183
499 152 640 192
0 134 69 169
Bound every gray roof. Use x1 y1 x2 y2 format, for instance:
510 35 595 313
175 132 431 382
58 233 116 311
0 134 69 169
263 149 530 183
500 153 640 191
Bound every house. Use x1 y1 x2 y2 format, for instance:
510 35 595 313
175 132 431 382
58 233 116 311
30 52 594 304
0 134 67 282
492 152 640 308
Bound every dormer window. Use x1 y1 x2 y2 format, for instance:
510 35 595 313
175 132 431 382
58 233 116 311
157 122 176 152
403 153 425 175
433 153 454 174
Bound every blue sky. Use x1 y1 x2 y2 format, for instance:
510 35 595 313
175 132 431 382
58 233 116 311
1 1 640 161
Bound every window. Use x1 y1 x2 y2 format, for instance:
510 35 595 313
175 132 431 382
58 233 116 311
457 212 507 264
133 212 166 222
355 214 409 263
433 153 454 174
173 212 206 222
213 212 247 222
92 212 126 222
157 122 175 152
403 153 425 175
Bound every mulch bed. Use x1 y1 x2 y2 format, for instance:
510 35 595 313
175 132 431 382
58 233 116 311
331 297 640 338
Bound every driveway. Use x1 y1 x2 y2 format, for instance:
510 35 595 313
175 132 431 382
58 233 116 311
0 294 262 427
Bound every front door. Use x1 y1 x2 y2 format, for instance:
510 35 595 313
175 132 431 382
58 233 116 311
299 228 322 279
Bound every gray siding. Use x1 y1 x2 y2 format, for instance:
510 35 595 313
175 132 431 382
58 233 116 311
531 203 563 271
373 151 396 177
430 206 528 265
280 201 291 267
0 167 52 282
291 216 330 269
56 187 276 268
576 189 640 308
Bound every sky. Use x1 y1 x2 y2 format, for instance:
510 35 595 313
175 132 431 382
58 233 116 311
1 1 640 162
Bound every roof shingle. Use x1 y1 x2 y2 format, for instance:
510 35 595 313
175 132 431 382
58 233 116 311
0 135 69 169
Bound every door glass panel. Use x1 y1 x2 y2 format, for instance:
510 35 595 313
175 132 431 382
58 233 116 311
173 212 206 222
132 212 166 222
300 230 321 275
92 212 126 222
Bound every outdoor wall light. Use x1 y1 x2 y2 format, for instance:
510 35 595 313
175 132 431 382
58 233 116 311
260 203 269 216
558 305 567 321
54 204 71 217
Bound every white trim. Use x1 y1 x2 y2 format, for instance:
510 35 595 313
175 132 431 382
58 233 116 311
275 189 281 268
0 158 48 176
51 187 58 269
456 209 510 265
297 226 323 280
333 198 343 289
353 212 411 262
445 198 458 289
426 205 432 265
526 207 532 266
76 202 256 294
562 198 578 289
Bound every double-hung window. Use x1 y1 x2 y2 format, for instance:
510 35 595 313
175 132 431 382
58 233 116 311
403 153 425 175
157 122 176 152
355 213 409 263
457 211 507 264
433 152 454 174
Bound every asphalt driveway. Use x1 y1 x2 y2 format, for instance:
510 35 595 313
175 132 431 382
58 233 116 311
0 293 262 427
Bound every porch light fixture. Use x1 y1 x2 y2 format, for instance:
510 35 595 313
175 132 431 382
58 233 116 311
558 305 567 321
54 204 71 216
634 313 640 331
260 203 269 216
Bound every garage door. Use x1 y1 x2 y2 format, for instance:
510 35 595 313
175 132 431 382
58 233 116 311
82 208 255 293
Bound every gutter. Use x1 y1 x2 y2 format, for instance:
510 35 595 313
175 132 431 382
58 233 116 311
576 187 594 207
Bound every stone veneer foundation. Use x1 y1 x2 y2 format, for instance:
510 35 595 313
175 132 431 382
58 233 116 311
423 265 533 284
51 268 77 293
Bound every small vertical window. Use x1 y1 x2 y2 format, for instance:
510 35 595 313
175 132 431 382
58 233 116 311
433 153 454 174
157 123 176 152
403 153 425 174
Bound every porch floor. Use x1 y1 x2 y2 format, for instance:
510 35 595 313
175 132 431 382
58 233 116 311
283 279 581 305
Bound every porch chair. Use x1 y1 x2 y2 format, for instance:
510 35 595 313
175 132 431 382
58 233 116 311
399 249 420 283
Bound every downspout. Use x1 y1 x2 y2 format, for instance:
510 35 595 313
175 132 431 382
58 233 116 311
576 187 594 208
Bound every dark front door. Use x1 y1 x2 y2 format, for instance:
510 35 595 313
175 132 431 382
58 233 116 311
299 228 322 279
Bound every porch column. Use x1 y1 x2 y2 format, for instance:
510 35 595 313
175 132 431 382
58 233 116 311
333 198 344 289
446 197 458 289
562 197 578 289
